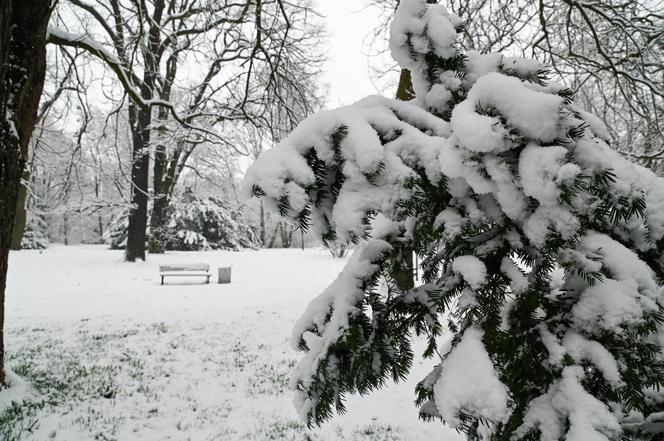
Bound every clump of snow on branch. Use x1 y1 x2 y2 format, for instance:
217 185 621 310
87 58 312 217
451 256 486 289
570 232 660 330
243 96 450 243
433 327 510 428
516 366 622 441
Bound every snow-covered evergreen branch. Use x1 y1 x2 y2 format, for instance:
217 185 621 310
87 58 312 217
245 0 664 439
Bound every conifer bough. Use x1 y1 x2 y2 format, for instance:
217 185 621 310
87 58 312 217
244 1 664 439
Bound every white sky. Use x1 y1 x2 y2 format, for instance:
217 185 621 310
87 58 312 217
315 0 398 108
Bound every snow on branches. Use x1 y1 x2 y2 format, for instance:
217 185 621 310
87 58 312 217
244 0 664 439
166 191 259 252
104 191 259 252
243 95 450 244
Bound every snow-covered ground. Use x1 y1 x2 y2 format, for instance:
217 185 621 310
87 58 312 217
3 245 462 441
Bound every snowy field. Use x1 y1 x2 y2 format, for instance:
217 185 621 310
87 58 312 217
3 245 462 441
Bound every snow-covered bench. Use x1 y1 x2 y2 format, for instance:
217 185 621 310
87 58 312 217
159 264 211 285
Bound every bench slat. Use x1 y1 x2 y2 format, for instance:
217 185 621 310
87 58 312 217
160 273 210 276
159 263 210 272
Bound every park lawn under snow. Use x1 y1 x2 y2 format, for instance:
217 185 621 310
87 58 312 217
2 245 462 441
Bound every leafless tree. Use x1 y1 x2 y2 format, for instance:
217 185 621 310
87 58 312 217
533 0 663 171
0 0 55 386
47 0 325 260
26 100 134 245
10 46 86 248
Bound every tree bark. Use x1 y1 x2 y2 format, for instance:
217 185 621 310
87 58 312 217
260 201 266 245
267 223 280 248
125 102 151 261
94 177 104 243
0 0 53 385
10 172 28 249
396 69 415 102
279 222 295 248
392 69 416 291
124 0 165 261
148 108 171 254
63 210 69 245
148 181 170 254
97 214 104 244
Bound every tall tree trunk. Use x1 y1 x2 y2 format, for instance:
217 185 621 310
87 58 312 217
124 0 165 262
393 69 416 292
396 69 415 102
0 0 52 385
288 227 295 248
148 107 170 254
98 214 104 244
279 223 291 248
148 184 170 254
63 211 69 245
125 103 151 261
94 177 104 243
279 223 295 248
260 201 266 245
267 223 280 248
10 172 28 249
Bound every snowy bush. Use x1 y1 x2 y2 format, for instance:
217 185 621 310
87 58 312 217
164 190 259 251
20 212 49 250
244 1 664 439
103 214 129 250
104 193 259 252
167 229 210 252
164 191 258 251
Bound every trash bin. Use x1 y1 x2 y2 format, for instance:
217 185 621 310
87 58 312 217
218 266 231 284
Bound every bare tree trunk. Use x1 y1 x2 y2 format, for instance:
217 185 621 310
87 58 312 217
279 223 294 248
148 187 170 253
279 223 286 247
125 0 165 261
288 227 295 248
98 215 104 244
94 177 104 243
277 223 295 248
148 108 171 254
0 0 52 385
260 201 266 245
396 69 415 102
10 172 28 250
63 211 69 245
267 223 280 248
125 103 151 261
392 69 416 292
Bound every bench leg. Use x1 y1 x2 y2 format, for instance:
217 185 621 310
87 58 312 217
161 275 164 285
206 275 210 284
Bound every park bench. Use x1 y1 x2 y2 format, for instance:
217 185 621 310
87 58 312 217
159 263 211 285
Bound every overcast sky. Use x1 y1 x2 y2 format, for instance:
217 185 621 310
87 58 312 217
315 0 397 108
